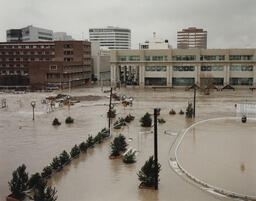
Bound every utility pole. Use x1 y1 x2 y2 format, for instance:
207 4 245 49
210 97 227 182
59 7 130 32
153 108 159 190
108 87 113 130
193 87 196 117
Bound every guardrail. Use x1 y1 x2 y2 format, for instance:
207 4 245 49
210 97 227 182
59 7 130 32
170 117 256 201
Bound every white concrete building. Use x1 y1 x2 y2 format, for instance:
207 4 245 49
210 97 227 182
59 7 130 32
110 49 256 89
53 32 73 41
139 33 171 50
91 42 110 82
89 26 131 50
7 25 53 42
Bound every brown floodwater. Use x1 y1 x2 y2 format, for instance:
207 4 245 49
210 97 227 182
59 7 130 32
0 87 255 201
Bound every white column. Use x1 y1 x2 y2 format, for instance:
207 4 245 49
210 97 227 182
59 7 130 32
110 64 117 87
167 65 172 87
196 65 200 86
139 65 145 87
253 65 256 87
224 65 230 85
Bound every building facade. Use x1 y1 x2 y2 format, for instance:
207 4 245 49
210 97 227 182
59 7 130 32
110 49 256 89
177 27 207 49
89 26 131 50
139 33 171 50
7 25 53 42
0 41 92 89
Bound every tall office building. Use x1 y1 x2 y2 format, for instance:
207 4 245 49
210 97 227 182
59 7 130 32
7 25 53 42
177 27 207 49
53 32 73 41
89 26 131 50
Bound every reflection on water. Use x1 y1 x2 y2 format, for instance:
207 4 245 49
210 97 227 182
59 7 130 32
1 88 255 201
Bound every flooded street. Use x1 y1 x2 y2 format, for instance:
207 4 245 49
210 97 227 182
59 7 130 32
0 87 255 201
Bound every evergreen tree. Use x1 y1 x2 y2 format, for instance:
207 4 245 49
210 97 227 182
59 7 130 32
28 172 41 189
8 164 29 199
86 135 94 148
110 134 128 157
140 112 152 127
79 141 88 152
123 150 136 163
41 166 52 178
137 156 161 187
186 103 194 118
50 157 62 171
70 144 80 158
59 150 71 166
33 179 57 201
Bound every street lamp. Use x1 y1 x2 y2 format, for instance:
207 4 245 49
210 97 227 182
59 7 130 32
129 97 134 106
153 108 160 190
31 101 36 121
67 95 71 116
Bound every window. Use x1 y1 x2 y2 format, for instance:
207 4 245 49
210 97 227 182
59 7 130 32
201 66 224 71
64 51 73 55
200 55 225 61
172 78 195 86
173 66 195 71
64 57 73 62
64 44 72 48
230 78 253 85
117 56 140 61
229 55 253 60
230 65 253 71
172 55 196 61
145 66 167 72
144 56 167 61
50 65 57 70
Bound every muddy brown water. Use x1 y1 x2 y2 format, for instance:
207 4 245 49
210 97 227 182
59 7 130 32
0 88 255 201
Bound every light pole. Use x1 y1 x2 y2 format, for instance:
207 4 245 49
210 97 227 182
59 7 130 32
193 87 196 117
67 95 71 116
31 101 36 121
108 87 113 131
154 108 160 190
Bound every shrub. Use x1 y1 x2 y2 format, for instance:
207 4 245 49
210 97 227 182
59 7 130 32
65 116 74 124
123 150 136 163
59 150 71 166
8 164 29 199
186 103 194 118
41 166 52 179
28 173 41 189
101 127 110 138
79 141 88 152
70 144 80 158
140 112 152 127
52 118 61 126
137 156 161 187
50 157 62 171
86 135 94 148
169 109 176 115
94 132 104 144
158 118 166 124
179 109 184 115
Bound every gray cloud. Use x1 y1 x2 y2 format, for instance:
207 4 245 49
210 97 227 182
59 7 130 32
0 0 256 48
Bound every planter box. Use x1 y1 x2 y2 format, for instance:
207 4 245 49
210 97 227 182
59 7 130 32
109 155 122 159
139 183 156 190
6 196 20 201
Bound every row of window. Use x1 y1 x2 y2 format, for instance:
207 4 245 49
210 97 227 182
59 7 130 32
144 77 253 86
145 66 167 72
117 55 255 61
0 70 28 75
0 51 54 55
0 63 28 67
0 45 54 49
0 58 52 62
143 65 253 72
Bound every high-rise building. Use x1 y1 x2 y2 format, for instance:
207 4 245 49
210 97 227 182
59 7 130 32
177 27 207 49
53 32 73 41
6 25 53 42
89 26 131 50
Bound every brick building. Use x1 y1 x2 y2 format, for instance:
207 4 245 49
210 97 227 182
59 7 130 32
177 27 207 49
0 41 92 89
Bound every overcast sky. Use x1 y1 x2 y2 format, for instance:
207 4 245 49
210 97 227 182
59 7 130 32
0 0 256 49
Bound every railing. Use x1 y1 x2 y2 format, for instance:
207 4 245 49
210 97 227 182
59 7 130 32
170 117 256 201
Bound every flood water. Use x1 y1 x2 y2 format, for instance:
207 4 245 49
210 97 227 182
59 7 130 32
0 87 255 201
